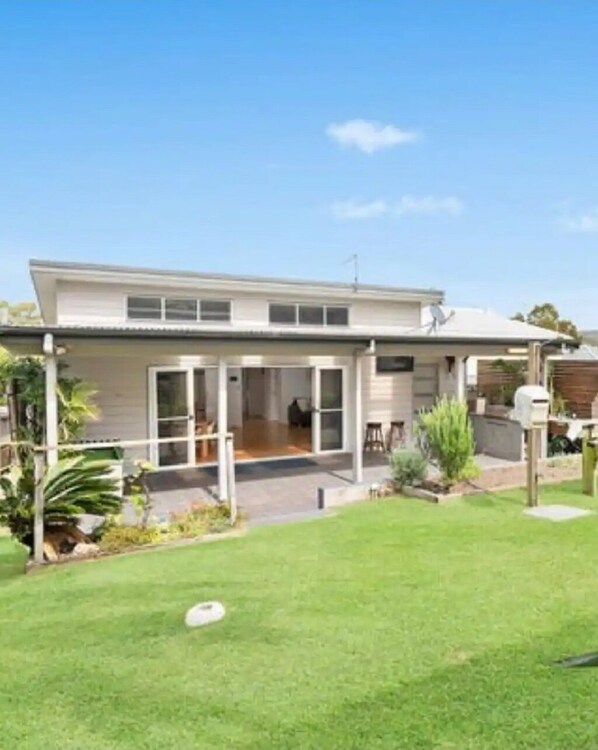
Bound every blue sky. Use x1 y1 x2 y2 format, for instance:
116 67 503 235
1 1 597 326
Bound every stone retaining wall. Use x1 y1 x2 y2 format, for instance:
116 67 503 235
472 455 582 492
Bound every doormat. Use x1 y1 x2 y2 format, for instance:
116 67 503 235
202 457 319 479
524 504 594 522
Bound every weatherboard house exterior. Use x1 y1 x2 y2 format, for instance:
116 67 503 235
1 260 564 498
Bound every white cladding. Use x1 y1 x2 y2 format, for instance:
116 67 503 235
64 350 437 459
55 281 422 330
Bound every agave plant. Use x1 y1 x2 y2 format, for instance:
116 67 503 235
0 456 122 545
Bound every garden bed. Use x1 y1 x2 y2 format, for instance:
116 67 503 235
401 455 584 503
26 525 246 571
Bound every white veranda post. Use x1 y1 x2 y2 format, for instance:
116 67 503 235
455 356 467 402
217 358 228 501
43 333 58 466
352 351 363 484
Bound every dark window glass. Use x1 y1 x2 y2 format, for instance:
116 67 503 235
200 300 231 322
299 305 324 325
269 304 297 324
164 298 198 321
127 296 162 320
376 356 415 373
325 306 349 326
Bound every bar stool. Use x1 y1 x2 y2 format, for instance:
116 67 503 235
364 422 385 452
387 420 406 452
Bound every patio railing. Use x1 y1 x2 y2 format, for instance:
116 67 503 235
0 431 237 564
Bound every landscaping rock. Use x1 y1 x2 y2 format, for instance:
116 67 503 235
70 542 100 558
42 541 58 562
185 601 226 628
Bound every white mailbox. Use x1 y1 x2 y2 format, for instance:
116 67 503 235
512 385 550 429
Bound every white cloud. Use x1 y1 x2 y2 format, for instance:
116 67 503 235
331 200 389 221
394 195 464 216
326 119 421 154
562 207 598 233
330 195 464 221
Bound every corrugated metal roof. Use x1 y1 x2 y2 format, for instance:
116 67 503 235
30 258 444 299
0 305 570 345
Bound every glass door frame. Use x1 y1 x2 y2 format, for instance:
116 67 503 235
312 365 348 454
148 366 196 468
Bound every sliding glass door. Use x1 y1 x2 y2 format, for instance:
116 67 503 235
149 368 195 468
313 367 346 452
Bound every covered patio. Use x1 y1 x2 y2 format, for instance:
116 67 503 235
0 311 566 518
141 451 519 524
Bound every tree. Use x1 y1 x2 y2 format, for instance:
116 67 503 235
512 303 581 342
0 356 99 447
0 300 40 326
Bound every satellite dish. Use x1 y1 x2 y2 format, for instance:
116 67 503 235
430 304 448 330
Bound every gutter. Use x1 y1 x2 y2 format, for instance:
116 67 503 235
0 325 571 348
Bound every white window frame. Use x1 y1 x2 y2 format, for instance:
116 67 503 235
268 302 351 327
125 295 233 324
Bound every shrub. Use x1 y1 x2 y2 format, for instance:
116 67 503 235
169 501 235 537
94 501 239 554
126 460 155 528
98 525 163 553
0 456 122 547
389 449 428 489
416 398 479 487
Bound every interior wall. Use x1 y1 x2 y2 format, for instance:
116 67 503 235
278 368 312 424
244 368 266 418
194 369 206 418
204 368 218 421
227 367 243 428
242 367 312 424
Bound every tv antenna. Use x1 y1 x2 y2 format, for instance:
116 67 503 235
343 254 359 290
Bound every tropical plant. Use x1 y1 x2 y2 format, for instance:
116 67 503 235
416 397 479 487
389 449 428 489
0 356 99 445
0 456 122 546
490 359 527 406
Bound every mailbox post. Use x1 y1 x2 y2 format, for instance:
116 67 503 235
513 384 551 507
582 425 598 497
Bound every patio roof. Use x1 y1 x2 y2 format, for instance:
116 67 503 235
0 306 570 349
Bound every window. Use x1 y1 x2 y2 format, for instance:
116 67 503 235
127 296 162 320
127 295 231 322
200 300 231 322
299 305 324 325
164 298 198 321
326 306 349 326
376 356 414 373
269 302 350 326
269 304 297 325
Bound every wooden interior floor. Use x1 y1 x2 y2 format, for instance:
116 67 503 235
195 418 312 463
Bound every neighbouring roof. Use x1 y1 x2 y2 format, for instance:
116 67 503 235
556 343 598 361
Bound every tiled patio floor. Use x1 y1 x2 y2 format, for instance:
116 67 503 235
140 452 517 525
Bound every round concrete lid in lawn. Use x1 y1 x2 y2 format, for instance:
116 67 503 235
185 601 226 628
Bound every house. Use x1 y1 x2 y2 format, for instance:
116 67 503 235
0 259 567 500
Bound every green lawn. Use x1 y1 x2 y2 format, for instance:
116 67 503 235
2 482 598 749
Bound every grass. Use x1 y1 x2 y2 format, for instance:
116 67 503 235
2 481 598 749
0 533 28 581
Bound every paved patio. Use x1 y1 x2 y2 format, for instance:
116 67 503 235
139 452 518 525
